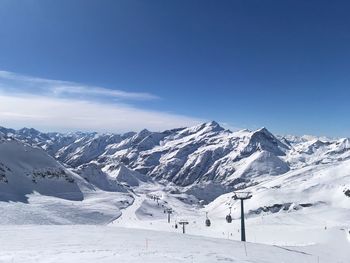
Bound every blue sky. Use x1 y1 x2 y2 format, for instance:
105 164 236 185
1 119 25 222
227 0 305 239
0 0 349 136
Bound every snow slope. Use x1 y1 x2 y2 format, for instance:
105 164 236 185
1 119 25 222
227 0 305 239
106 158 350 262
0 136 133 224
0 136 84 202
0 225 330 263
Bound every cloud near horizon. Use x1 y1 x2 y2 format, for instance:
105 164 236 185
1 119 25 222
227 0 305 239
0 70 159 101
0 71 202 132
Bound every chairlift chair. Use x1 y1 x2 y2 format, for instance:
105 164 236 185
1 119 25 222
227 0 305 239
205 212 211 227
205 218 211 227
226 207 232 223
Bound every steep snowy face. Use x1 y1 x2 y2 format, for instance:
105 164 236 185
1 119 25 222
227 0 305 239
54 134 129 167
0 123 293 189
75 163 127 192
136 123 233 186
225 150 290 182
240 128 289 158
2 122 349 192
0 137 87 202
102 163 151 187
94 122 290 187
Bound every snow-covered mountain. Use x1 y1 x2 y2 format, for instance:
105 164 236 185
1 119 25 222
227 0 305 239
0 133 135 224
1 122 350 210
1 122 349 200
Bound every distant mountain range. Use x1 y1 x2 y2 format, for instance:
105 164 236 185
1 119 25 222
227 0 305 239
1 121 349 202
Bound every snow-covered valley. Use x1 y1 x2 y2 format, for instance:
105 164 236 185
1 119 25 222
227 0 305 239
0 122 349 262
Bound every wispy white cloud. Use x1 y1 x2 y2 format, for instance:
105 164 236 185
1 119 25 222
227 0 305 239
0 71 202 132
50 85 158 100
0 70 159 101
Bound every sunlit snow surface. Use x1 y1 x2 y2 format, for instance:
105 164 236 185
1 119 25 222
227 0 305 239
0 159 349 262
0 225 341 263
0 124 350 262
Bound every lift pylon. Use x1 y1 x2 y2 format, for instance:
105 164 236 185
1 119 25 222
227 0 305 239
232 192 252 242
178 220 189 234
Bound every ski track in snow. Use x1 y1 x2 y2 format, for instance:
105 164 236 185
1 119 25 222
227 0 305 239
0 225 328 263
107 184 350 262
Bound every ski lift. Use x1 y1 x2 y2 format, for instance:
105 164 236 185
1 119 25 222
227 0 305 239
205 218 211 227
226 207 232 223
205 212 211 227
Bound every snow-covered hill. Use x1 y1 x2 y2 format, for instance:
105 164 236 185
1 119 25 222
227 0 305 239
0 135 84 202
0 134 133 224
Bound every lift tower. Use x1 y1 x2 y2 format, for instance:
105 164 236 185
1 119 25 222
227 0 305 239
232 192 252 242
165 208 173 223
178 220 189 234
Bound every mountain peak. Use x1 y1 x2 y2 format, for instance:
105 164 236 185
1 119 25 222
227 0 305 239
138 129 150 135
253 127 278 140
255 127 271 134
203 121 224 132
206 120 220 127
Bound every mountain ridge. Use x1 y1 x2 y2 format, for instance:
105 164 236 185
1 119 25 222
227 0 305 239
1 122 349 201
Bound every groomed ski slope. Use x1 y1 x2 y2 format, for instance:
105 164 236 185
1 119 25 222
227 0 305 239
108 179 350 262
0 225 326 263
